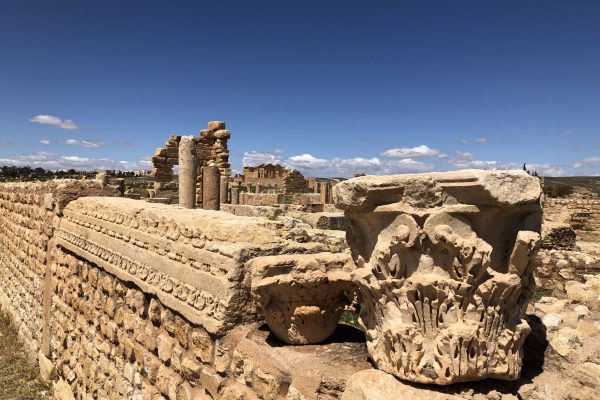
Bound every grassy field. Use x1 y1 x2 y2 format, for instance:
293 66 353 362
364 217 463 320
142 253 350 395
545 176 600 196
0 309 49 400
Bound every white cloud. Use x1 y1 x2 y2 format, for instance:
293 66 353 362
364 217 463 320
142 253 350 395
0 151 149 170
563 129 575 136
64 139 104 148
380 145 447 158
39 139 50 145
384 158 434 173
573 157 600 168
30 114 79 130
474 138 488 145
283 153 434 177
459 139 469 144
286 154 330 169
447 152 566 176
526 163 566 176
449 151 498 169
242 151 282 166
115 140 133 147
241 149 435 177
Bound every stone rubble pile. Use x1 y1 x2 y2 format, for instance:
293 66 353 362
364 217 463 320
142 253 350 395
541 221 577 250
534 248 600 295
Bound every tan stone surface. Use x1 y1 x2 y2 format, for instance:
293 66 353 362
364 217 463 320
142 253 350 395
334 170 543 384
250 252 355 344
0 180 118 356
221 325 372 400
178 135 197 209
342 369 463 400
55 196 340 335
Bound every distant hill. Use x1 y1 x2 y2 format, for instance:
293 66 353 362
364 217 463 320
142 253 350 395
545 176 600 196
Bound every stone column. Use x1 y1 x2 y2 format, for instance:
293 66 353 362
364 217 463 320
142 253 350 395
320 182 331 204
112 178 125 196
95 170 109 184
178 136 197 209
333 170 543 385
255 184 261 194
231 183 240 205
202 165 220 210
220 176 229 204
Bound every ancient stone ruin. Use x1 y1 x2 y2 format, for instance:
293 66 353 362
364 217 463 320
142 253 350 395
334 170 543 384
151 121 231 205
5 168 600 399
241 164 309 194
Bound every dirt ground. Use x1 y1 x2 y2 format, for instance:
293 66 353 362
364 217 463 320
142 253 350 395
0 308 49 400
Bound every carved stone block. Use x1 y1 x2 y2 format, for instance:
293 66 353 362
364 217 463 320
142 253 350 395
249 253 355 344
333 170 542 384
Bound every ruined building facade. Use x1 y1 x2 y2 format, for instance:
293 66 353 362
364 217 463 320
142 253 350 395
241 163 309 194
151 121 231 203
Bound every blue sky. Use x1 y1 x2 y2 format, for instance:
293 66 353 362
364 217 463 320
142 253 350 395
0 1 599 177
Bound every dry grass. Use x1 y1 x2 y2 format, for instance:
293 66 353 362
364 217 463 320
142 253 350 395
0 309 50 400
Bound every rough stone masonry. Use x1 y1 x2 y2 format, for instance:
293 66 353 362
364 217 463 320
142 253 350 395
0 169 547 399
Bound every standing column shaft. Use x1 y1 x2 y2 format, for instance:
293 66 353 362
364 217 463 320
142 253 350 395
220 176 229 204
320 182 331 204
231 184 240 205
178 136 197 209
202 165 221 210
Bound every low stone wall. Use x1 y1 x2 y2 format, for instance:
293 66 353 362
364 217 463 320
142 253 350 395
240 193 283 206
0 182 354 399
0 180 118 356
240 193 322 207
545 198 600 241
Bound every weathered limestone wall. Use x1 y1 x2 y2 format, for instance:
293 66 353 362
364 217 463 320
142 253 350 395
240 193 284 206
282 170 309 194
0 181 119 355
544 198 600 242
0 185 351 399
239 193 323 207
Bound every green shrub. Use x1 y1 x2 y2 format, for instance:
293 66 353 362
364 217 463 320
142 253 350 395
544 183 573 198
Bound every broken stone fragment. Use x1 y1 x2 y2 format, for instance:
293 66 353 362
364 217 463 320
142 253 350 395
207 121 226 130
333 170 543 385
341 369 463 400
249 252 355 344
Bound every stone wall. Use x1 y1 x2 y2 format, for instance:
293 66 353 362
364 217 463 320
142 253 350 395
282 170 309 194
544 198 600 242
0 183 354 399
0 180 119 356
